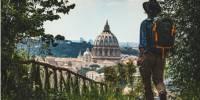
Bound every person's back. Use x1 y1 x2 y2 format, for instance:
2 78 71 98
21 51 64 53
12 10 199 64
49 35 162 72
139 17 162 54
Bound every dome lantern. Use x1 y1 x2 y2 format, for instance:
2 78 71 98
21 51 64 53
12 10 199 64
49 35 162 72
103 20 111 33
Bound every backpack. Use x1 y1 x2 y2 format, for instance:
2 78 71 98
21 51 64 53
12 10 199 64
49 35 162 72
152 17 176 57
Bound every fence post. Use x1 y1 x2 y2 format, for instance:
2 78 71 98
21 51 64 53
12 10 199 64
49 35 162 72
36 64 42 90
36 64 42 89
31 62 42 90
59 70 64 91
44 66 50 89
31 62 36 90
66 71 71 93
74 76 80 95
53 69 58 91
82 79 87 95
100 84 104 95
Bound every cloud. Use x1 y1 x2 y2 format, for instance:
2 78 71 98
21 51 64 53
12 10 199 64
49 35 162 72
100 0 127 6
70 0 97 8
44 0 147 42
70 0 127 7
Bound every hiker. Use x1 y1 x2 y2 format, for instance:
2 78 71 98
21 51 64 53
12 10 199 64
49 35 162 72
138 0 176 100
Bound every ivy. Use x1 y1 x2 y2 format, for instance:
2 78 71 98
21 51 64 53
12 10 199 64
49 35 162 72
161 0 200 99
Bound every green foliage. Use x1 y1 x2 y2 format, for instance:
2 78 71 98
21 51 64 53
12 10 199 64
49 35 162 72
41 34 54 45
104 66 118 86
89 64 100 70
78 67 92 76
2 0 75 62
78 64 101 77
120 47 139 56
35 88 135 100
1 51 33 99
104 63 144 98
132 78 144 98
51 41 93 57
96 67 105 73
40 34 56 55
55 34 65 40
116 62 137 87
104 63 137 87
1 0 75 99
125 60 137 87
161 0 200 99
117 63 128 87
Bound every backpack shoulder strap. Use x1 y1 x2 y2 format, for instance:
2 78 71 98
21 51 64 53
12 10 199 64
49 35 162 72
145 20 151 49
146 18 157 49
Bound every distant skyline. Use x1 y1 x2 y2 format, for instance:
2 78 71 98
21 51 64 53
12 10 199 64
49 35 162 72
44 0 148 43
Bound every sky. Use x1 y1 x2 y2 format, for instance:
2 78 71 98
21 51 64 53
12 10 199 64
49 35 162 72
43 0 148 43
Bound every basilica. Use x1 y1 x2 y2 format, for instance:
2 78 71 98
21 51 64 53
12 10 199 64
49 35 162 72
79 21 121 63
92 21 121 62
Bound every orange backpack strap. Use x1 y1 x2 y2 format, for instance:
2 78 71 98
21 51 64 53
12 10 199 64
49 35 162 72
152 22 158 48
171 25 176 36
153 22 166 58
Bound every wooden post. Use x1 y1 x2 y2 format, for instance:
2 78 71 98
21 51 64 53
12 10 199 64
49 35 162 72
71 74 75 94
100 84 104 95
44 66 50 89
66 71 71 93
53 69 58 91
31 63 36 90
59 70 64 91
82 80 87 94
89 81 94 92
104 85 108 92
36 64 42 89
74 76 80 95
31 63 42 90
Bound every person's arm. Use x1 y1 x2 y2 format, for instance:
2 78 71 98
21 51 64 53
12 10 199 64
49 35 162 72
139 21 147 55
137 21 147 66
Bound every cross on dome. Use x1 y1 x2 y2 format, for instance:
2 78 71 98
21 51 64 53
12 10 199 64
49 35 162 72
103 20 111 33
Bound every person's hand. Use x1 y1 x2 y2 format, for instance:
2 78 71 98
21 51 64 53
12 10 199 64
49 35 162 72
137 54 145 66
137 48 146 66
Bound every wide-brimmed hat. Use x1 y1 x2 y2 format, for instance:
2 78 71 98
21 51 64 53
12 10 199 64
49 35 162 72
143 0 161 14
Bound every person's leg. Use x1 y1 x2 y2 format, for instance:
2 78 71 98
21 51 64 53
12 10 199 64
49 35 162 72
152 55 167 100
139 53 154 100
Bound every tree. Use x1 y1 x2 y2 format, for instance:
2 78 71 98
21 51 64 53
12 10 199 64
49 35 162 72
104 66 118 86
117 63 127 87
88 39 93 44
1 0 75 98
161 0 200 99
125 59 137 88
55 34 65 40
2 0 75 62
40 34 55 55
89 64 100 70
78 67 92 76
41 34 54 44
120 47 139 56
80 37 86 43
